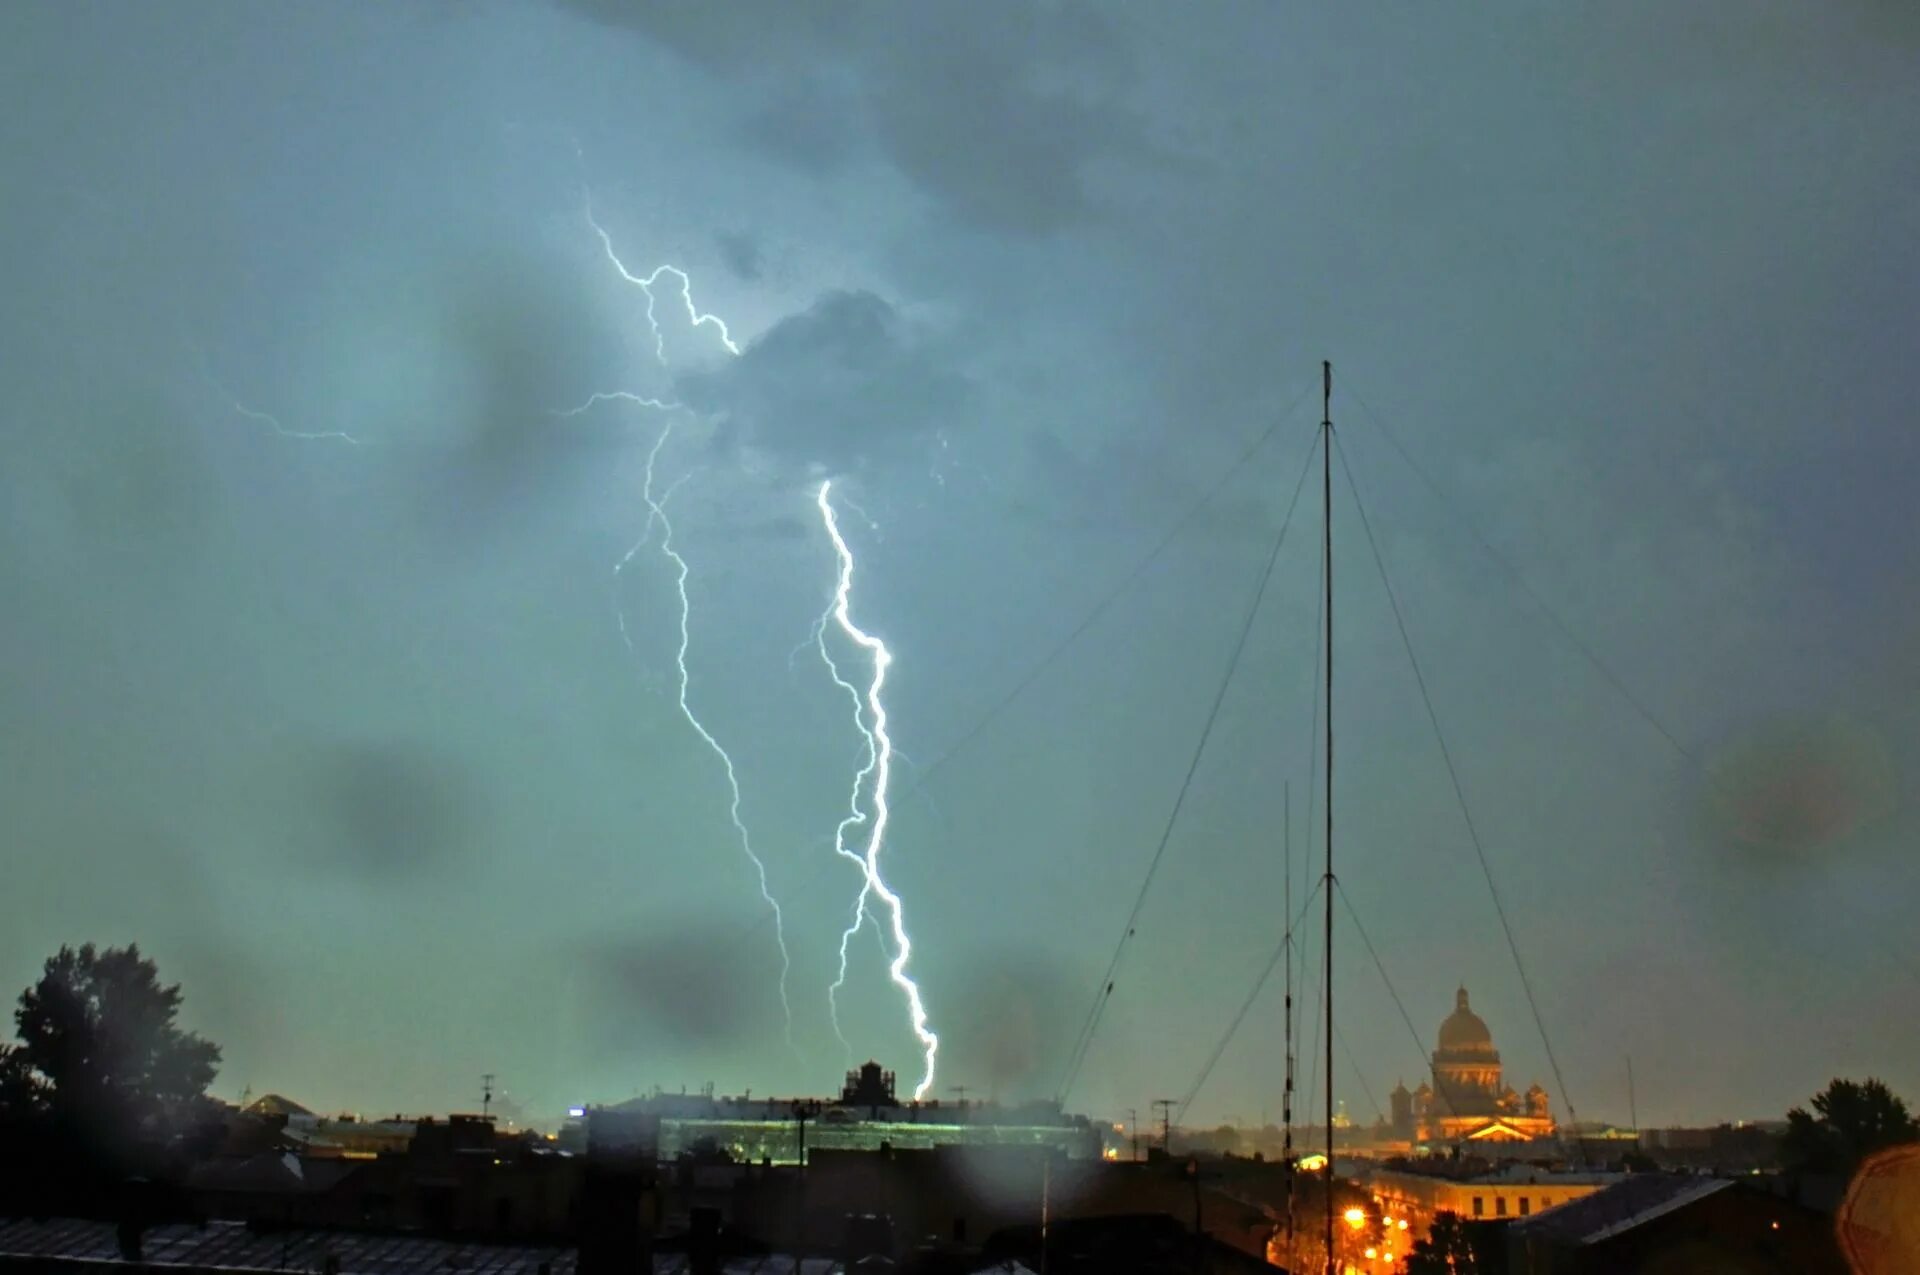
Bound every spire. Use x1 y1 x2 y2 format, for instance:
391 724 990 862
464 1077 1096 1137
1456 986 1470 1011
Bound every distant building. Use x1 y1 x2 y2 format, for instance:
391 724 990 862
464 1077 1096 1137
1389 987 1557 1144
1365 1161 1618 1245
600 1060 1102 1165
1636 1121 1784 1173
236 1091 441 1159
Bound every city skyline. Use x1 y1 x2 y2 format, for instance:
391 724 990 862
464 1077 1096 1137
3 1 1918 1136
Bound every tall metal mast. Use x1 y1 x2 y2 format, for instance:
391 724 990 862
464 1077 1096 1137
1321 360 1336 1275
1283 782 1295 1268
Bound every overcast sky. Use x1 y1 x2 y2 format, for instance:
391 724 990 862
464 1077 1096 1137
3 1 1916 1131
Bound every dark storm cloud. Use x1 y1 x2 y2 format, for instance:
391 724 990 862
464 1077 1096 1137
1698 713 1898 858
7 0 1920 1129
935 948 1080 1101
400 249 628 549
738 80 865 174
305 739 477 881
581 923 765 1051
714 231 764 283
551 0 1148 234
49 389 220 566
677 289 969 478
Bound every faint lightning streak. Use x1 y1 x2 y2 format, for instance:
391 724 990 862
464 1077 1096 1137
553 391 685 649
818 479 939 1098
200 367 363 445
229 400 364 445
585 200 741 362
552 390 682 416
787 613 830 676
611 462 694 654
636 422 795 1044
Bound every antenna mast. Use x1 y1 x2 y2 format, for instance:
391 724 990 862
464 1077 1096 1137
1283 782 1296 1268
1153 1098 1176 1155
1321 360 1336 1275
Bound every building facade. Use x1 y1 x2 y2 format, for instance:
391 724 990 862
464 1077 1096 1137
1365 1163 1619 1264
598 1060 1102 1166
1389 987 1557 1144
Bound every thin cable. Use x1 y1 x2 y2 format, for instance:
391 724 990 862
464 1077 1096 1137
1333 881 1431 1072
1056 429 1323 1104
1343 382 1697 766
1334 1019 1384 1124
927 379 1318 785
1336 881 1455 1118
1175 877 1326 1124
723 391 1317 951
1333 429 1578 1130
1301 902 1326 1138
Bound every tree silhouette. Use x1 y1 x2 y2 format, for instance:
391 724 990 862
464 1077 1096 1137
1406 1210 1488 1274
1783 1077 1919 1175
0 1042 41 1115
0 944 221 1151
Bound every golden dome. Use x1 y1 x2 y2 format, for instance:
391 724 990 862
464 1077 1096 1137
1436 987 1496 1055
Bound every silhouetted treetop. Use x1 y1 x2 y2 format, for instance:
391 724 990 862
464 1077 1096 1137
1782 1077 1919 1176
1 943 221 1143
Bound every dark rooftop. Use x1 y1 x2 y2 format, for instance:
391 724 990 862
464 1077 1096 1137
0 1218 839 1274
1504 1173 1732 1246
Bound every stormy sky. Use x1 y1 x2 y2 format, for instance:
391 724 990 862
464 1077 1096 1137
3 2 1917 1131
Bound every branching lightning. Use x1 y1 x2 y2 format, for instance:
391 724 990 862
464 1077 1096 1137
819 586 881 1061
578 192 943 1085
576 201 793 1049
586 201 741 363
817 480 940 1099
554 390 682 416
637 419 796 1045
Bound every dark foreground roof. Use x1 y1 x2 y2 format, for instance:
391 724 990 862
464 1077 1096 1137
0 1218 837 1275
1504 1173 1732 1246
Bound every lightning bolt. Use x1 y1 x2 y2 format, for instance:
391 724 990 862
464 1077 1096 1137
586 199 741 363
819 585 880 1061
634 419 796 1046
226 398 364 445
817 479 939 1099
576 199 793 1049
579 190 944 1085
554 390 682 417
198 361 364 446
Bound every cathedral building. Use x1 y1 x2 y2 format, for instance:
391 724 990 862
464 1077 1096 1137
1390 987 1556 1144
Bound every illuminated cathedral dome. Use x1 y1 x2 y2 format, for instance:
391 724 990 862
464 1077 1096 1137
1404 986 1556 1144
1436 986 1497 1057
